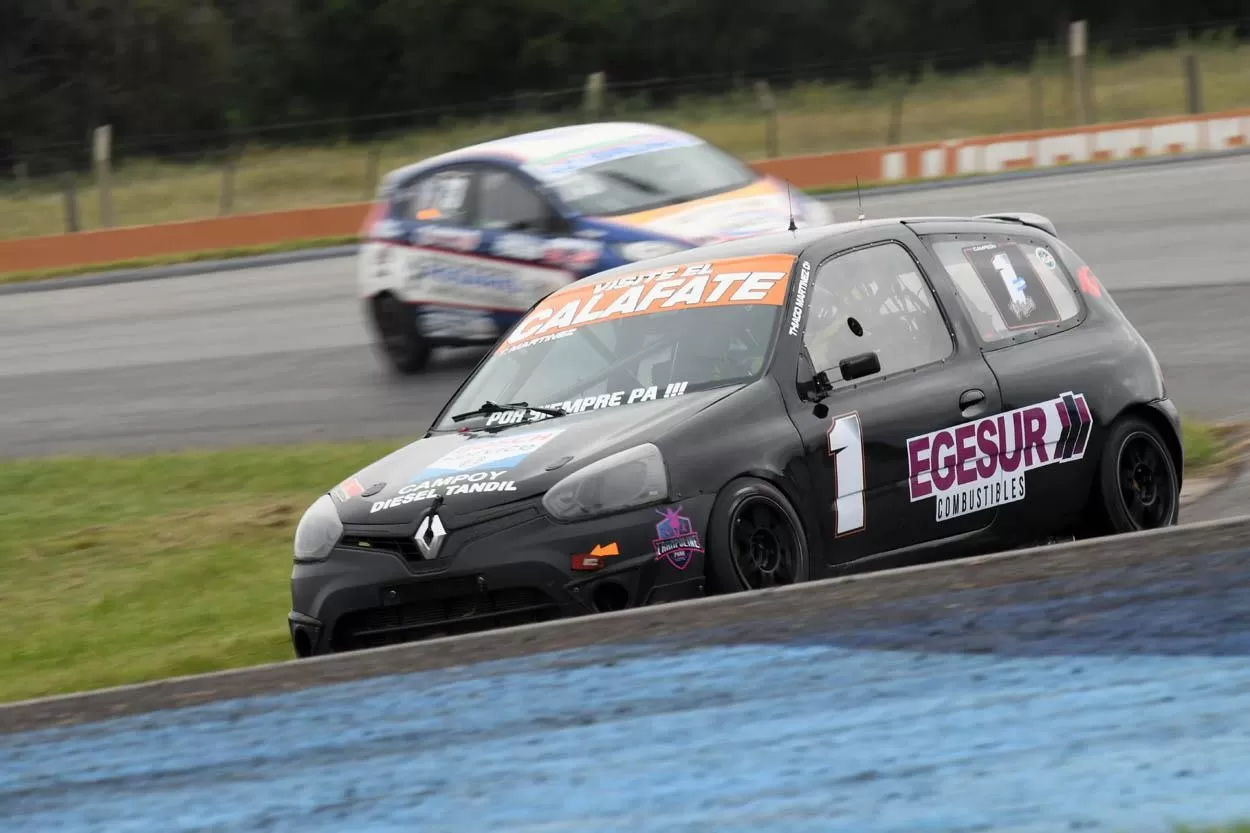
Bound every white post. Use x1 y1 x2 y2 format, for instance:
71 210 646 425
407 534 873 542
583 72 606 119
1068 21 1089 125
93 125 114 228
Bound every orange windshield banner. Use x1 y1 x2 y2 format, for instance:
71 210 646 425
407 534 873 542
498 253 797 353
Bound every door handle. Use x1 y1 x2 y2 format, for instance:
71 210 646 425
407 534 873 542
959 388 987 416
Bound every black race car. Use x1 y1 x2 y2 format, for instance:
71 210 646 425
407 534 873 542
289 211 1182 657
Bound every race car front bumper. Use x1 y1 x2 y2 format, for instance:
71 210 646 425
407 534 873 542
288 495 715 657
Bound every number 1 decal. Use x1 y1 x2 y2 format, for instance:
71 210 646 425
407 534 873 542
990 251 1030 309
826 411 866 536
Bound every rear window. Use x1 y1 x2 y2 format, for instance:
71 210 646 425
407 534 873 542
926 237 1082 345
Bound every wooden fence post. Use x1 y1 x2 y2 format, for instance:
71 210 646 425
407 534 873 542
886 85 906 146
755 80 778 158
62 170 80 233
364 146 382 199
219 147 237 216
1184 53 1203 114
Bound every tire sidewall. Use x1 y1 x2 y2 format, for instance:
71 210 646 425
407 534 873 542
1096 417 1180 533
704 477 810 594
368 296 431 374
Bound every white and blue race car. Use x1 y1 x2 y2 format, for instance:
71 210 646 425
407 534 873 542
357 121 834 373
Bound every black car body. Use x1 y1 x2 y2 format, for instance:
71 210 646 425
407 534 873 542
289 212 1182 657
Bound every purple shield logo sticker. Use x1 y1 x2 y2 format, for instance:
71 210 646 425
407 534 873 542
652 506 704 569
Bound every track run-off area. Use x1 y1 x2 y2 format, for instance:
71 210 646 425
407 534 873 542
3 153 1250 832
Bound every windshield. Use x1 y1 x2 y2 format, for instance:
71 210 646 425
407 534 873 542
437 254 796 430
538 140 758 217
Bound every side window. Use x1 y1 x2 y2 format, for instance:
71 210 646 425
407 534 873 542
476 169 555 232
802 242 953 384
927 237 1082 344
410 169 474 224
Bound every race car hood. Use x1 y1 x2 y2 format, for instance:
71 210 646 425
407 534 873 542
601 177 831 246
331 385 741 526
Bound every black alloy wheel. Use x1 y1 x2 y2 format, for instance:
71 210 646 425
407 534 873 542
730 497 803 589
705 478 810 594
1085 415 1180 536
1115 429 1178 530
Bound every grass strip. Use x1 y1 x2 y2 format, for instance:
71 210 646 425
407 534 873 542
0 439 397 704
0 422 1233 704
1184 418 1224 470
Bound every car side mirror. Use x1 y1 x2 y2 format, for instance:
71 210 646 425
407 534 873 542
839 351 881 382
797 349 832 403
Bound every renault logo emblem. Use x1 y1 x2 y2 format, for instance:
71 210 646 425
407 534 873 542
414 512 446 560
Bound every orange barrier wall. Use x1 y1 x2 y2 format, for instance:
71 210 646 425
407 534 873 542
3 107 1250 275
0 203 371 274
751 108 1250 188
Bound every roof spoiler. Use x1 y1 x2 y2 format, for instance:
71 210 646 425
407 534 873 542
976 212 1058 238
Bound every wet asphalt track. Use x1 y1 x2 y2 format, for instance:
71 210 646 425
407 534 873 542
1 154 1249 459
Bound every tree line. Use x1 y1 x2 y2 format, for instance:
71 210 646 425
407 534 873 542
2 0 1248 171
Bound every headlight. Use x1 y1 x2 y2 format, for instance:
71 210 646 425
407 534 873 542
613 240 689 262
542 443 669 521
293 494 343 563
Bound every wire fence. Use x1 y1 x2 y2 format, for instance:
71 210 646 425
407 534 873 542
2 24 1249 241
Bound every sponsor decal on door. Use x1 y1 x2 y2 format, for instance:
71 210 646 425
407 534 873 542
907 392 1093 521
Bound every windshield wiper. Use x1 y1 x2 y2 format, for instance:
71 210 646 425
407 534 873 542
449 400 567 423
598 170 665 195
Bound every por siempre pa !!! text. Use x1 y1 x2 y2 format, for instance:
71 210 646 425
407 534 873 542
370 470 517 513
484 382 690 426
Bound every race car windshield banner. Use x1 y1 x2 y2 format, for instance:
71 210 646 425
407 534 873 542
497 253 796 354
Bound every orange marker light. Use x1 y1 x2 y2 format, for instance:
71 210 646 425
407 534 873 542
572 542 620 570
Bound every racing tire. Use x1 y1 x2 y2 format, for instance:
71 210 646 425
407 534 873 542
369 295 431 375
1083 415 1181 536
704 477 810 595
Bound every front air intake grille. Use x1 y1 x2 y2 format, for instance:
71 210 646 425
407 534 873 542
339 533 426 562
332 585 561 651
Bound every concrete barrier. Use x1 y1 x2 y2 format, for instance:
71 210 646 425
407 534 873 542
2 107 1248 276
4 513 1250 735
